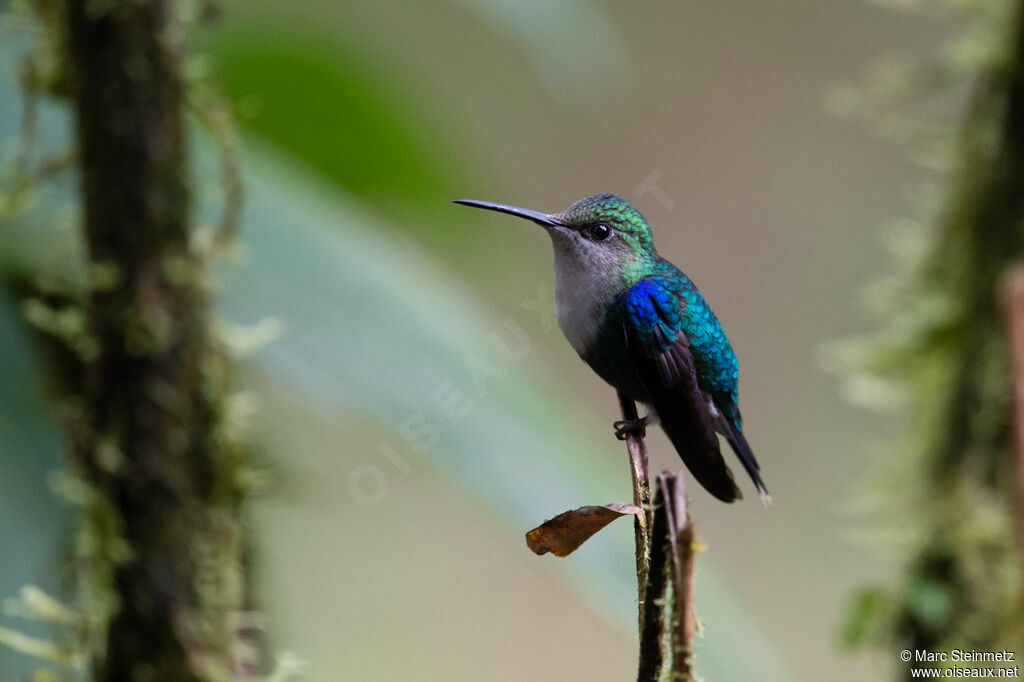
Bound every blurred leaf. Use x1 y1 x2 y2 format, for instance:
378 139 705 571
526 503 639 558
193 10 505 283
204 26 453 205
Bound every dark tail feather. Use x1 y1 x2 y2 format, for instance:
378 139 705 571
720 419 770 503
658 413 742 503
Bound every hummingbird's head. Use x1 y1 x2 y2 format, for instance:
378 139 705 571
453 193 656 282
550 192 653 255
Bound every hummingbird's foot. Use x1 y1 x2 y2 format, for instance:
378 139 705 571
613 417 649 440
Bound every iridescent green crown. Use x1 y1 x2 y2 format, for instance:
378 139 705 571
557 193 652 247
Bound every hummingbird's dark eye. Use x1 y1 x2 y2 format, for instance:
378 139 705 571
587 223 612 242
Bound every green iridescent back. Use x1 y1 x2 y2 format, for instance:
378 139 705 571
649 260 740 406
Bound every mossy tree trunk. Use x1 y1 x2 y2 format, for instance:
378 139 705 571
63 1 243 679
896 0 1024 656
842 0 1024 669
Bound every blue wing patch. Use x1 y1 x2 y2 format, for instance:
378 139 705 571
623 277 681 355
622 277 693 389
620 277 741 501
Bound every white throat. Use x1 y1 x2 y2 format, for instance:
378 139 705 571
552 249 615 355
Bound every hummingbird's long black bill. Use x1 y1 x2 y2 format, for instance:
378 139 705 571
453 199 562 227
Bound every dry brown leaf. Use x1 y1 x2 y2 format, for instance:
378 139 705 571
525 503 641 557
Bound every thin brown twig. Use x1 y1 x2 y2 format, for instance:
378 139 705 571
617 392 652 620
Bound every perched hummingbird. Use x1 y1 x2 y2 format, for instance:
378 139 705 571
453 193 767 503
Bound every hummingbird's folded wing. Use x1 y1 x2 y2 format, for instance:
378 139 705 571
621 278 741 502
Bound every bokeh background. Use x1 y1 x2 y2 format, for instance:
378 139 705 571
0 1 960 680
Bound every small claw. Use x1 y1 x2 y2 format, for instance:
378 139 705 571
613 417 648 440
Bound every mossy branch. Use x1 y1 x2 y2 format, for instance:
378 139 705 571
637 472 697 682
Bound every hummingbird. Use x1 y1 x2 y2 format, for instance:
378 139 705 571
453 193 767 503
